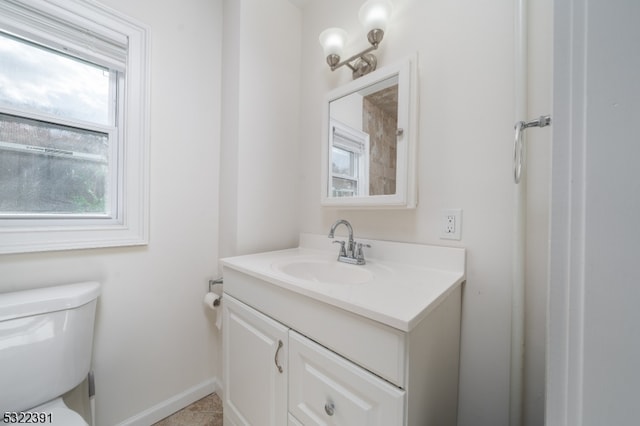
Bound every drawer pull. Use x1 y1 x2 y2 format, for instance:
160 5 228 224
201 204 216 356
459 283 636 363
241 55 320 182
324 401 335 416
274 340 284 373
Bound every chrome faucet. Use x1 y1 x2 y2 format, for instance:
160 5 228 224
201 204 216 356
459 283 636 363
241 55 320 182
328 219 370 265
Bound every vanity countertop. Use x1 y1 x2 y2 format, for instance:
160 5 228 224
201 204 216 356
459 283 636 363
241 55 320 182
220 234 465 332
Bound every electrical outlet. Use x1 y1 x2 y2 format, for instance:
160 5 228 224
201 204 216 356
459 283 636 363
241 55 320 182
445 215 456 233
441 209 462 240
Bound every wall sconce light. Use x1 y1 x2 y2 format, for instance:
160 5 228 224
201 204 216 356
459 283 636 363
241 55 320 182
319 0 393 79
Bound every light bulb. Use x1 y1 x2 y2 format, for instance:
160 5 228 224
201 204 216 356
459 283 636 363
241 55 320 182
358 0 393 33
318 27 348 58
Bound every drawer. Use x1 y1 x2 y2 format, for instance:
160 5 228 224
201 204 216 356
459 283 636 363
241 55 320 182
289 331 405 426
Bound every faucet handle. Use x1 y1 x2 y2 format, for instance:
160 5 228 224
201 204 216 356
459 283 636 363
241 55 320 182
332 240 347 257
356 243 371 262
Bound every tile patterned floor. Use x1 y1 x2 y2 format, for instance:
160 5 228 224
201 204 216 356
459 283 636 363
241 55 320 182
152 393 222 426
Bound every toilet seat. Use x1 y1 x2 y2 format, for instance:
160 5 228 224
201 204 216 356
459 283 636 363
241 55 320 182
31 398 88 426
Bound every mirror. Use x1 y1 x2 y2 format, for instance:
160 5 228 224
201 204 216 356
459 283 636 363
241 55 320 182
321 55 418 208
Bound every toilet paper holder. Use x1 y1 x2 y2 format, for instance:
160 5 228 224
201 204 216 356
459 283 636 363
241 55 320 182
209 278 223 306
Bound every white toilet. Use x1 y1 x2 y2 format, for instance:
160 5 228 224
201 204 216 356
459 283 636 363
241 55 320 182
0 281 101 425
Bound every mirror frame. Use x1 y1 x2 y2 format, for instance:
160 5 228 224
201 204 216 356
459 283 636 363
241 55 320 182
321 54 418 208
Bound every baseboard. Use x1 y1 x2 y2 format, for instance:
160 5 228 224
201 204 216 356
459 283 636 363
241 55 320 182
114 377 222 426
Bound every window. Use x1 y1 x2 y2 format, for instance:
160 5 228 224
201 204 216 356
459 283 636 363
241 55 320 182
0 33 114 216
0 0 149 254
329 119 369 197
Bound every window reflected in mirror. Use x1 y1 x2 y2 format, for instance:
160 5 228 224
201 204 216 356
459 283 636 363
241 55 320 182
328 75 398 198
330 119 368 197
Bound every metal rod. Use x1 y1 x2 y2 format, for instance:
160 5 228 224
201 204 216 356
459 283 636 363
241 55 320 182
209 278 223 306
0 140 107 163
331 44 378 71
523 115 552 129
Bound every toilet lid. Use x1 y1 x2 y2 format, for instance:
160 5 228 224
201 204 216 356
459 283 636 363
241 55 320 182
31 398 88 426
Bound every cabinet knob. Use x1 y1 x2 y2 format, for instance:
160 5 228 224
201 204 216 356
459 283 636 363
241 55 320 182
324 401 335 416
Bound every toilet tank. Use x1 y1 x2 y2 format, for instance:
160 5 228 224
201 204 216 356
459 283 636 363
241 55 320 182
0 282 101 413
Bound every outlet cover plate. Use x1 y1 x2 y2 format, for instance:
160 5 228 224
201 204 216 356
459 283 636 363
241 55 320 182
441 208 462 240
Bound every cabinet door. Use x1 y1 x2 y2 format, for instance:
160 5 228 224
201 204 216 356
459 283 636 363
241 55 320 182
288 414 304 426
223 294 288 426
289 331 405 426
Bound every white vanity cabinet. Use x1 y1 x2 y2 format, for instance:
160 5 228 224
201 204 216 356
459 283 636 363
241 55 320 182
221 234 465 426
222 293 405 426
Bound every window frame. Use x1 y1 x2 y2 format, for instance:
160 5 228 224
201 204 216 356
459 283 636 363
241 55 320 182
0 0 150 254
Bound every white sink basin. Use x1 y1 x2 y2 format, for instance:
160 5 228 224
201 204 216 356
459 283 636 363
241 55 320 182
273 258 373 285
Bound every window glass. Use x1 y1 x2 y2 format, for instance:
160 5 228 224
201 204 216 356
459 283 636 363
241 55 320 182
331 146 358 178
332 177 358 197
0 32 112 125
331 145 362 197
0 113 109 215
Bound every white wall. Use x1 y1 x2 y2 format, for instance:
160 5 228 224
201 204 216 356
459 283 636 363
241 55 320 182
298 0 551 425
331 93 364 130
0 0 223 424
219 0 302 259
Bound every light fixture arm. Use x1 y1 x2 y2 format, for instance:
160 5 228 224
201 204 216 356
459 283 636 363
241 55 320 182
329 42 378 71
326 30 384 79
